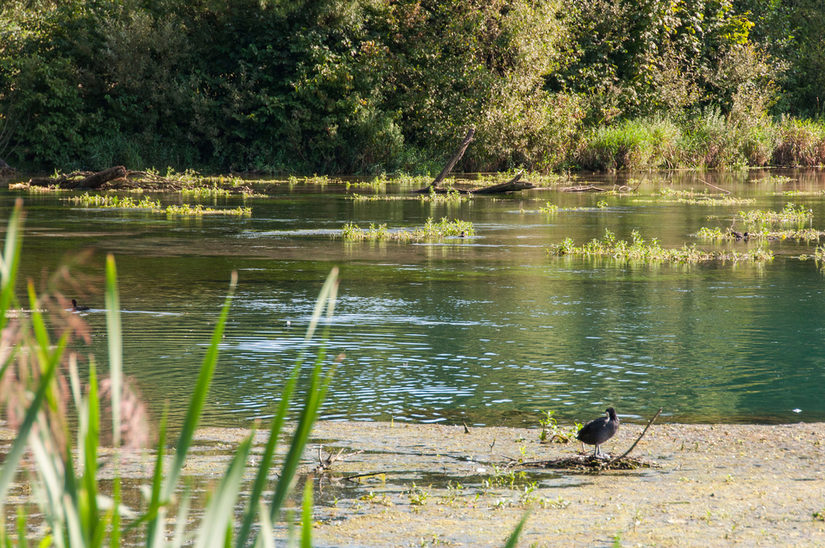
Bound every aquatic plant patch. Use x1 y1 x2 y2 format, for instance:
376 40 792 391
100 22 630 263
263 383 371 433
548 229 774 263
696 226 825 242
341 217 474 242
738 203 812 227
67 193 251 216
351 188 468 203
643 188 754 206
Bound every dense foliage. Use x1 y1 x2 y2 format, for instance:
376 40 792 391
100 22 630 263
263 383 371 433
0 0 823 173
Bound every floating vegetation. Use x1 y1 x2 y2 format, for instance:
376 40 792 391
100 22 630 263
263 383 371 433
596 200 609 208
696 226 825 242
777 190 825 197
801 246 825 267
67 193 251 216
345 174 432 190
68 194 160 208
548 229 774 263
756 174 793 185
341 217 473 242
351 187 467 204
8 182 66 193
649 188 754 205
287 174 334 186
738 203 812 227
538 202 584 214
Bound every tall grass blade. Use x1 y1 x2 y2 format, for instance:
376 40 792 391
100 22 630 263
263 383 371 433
16 507 29 548
105 254 123 447
267 268 338 524
503 511 530 548
253 500 275 548
83 362 101 542
170 484 192 548
0 199 24 334
111 477 121 548
300 479 313 548
162 271 237 501
140 408 168 544
0 337 63 500
193 436 253 548
235 364 301 546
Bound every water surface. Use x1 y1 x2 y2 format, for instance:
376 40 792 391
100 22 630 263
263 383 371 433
3 169 825 426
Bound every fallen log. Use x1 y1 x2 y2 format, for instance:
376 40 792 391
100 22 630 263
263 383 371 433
471 170 534 194
66 165 127 189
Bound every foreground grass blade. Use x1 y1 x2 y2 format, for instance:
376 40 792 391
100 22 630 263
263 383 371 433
193 436 253 548
300 480 313 548
0 337 63 500
235 364 301 546
105 254 123 447
83 363 101 544
162 271 237 500
503 511 530 548
0 199 24 334
267 268 338 524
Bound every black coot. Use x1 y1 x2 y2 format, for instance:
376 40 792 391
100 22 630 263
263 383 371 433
577 407 619 457
72 299 90 312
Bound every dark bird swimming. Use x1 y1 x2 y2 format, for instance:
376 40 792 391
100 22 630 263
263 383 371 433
577 407 619 458
72 299 90 312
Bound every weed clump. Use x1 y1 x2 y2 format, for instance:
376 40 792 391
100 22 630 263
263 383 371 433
548 229 773 264
342 217 473 242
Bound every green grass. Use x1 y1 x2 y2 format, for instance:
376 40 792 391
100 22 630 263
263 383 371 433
341 217 474 242
548 228 774 264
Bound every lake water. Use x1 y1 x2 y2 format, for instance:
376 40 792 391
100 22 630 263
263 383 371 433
3 169 825 427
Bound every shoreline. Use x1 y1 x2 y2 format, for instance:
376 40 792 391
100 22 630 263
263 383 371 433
4 420 824 545
205 420 825 546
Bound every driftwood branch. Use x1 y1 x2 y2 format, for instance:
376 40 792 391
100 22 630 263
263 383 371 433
561 184 605 192
416 128 475 193
699 178 731 195
471 170 534 194
608 407 662 465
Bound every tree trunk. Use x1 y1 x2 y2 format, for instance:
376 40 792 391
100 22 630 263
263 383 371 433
415 128 475 193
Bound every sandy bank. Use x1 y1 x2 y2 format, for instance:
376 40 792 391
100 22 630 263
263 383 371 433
284 421 825 547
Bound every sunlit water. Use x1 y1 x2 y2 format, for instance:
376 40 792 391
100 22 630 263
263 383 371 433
3 169 825 427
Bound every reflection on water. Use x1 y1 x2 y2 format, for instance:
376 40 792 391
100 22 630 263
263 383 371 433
4 169 825 426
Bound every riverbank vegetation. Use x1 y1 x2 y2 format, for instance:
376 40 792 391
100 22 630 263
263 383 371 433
1 1 824 174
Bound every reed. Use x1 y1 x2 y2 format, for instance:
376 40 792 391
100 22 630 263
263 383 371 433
0 200 337 546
